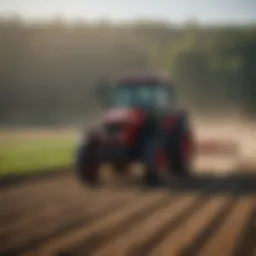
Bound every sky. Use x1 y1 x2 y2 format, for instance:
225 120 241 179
0 0 255 24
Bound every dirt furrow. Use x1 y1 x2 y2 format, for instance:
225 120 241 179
180 196 237 256
21 191 171 256
1 170 255 256
234 208 256 256
198 197 255 256
0 177 84 222
91 194 202 256
149 195 231 256
0 175 73 203
1 198 93 237
0 189 141 254
0 186 133 235
61 193 177 255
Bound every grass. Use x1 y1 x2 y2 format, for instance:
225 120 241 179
0 128 78 177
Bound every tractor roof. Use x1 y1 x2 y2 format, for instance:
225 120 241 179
115 73 171 85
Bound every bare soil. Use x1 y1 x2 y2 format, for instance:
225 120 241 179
0 170 255 256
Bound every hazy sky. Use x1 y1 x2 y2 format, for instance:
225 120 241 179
0 0 255 24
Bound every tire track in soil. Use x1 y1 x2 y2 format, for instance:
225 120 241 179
0 190 58 221
0 179 141 233
197 197 255 256
0 177 81 221
60 193 176 256
0 193 87 230
148 195 231 256
90 194 201 256
128 195 207 256
1 172 255 256
234 207 256 256
0 186 120 235
1 197 98 237
21 191 170 256
180 196 238 256
0 175 73 204
0 190 141 255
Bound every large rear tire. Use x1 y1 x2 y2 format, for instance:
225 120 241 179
168 119 193 177
142 138 169 186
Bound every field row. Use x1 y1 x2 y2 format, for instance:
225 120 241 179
1 174 255 256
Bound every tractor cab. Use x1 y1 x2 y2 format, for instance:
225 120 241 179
101 75 177 126
100 76 178 132
112 75 175 112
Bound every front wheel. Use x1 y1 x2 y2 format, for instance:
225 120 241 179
75 140 100 186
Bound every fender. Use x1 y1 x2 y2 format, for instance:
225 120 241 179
163 110 195 158
77 126 104 151
162 110 189 133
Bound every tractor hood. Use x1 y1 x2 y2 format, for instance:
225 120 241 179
103 108 145 126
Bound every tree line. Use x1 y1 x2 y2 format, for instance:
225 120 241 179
0 18 255 125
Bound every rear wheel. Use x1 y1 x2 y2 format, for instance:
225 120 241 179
169 129 193 177
143 138 169 186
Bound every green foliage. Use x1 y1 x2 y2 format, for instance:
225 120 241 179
167 27 256 115
0 131 77 176
0 19 255 124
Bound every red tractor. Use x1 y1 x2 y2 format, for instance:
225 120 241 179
75 74 195 186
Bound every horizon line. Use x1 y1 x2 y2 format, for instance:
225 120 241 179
0 13 255 27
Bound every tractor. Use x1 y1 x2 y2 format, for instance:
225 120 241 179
75 74 195 186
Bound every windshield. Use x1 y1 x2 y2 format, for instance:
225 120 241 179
114 84 170 109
